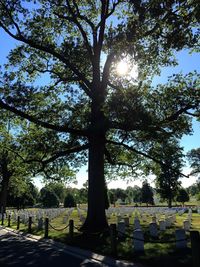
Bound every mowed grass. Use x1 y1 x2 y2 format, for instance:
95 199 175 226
3 207 200 267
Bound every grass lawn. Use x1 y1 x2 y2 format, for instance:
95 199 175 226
3 207 200 267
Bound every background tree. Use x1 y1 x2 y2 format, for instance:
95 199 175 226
39 186 59 208
108 189 116 205
187 148 200 175
64 193 76 208
0 110 31 212
176 187 190 206
126 186 142 204
44 182 66 203
7 180 39 209
0 111 76 212
77 187 88 204
186 179 200 199
151 139 184 208
114 188 127 204
0 0 199 232
141 180 154 206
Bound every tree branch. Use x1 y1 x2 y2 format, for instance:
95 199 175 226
42 143 89 165
106 139 189 178
162 104 197 123
0 99 88 136
97 1 109 53
54 2 93 60
0 15 92 97
102 52 115 90
105 146 140 171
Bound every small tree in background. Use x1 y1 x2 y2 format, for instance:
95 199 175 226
141 180 154 206
64 193 76 208
45 182 66 203
187 148 200 176
176 188 190 206
151 139 184 208
40 187 59 208
7 181 39 209
126 186 142 204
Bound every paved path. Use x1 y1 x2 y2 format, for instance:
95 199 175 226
0 227 141 267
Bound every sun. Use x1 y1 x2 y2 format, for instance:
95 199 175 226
116 59 138 80
116 61 129 76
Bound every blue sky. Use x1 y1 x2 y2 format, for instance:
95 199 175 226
0 28 199 189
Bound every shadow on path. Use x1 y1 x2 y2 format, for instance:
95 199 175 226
0 231 107 267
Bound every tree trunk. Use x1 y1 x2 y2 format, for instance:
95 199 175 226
81 96 109 233
168 195 172 208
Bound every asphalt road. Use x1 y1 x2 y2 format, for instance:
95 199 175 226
0 227 110 267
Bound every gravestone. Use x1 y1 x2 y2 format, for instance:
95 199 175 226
80 215 85 223
134 218 141 230
149 222 158 237
151 216 157 223
117 222 126 237
124 217 129 227
159 220 166 231
175 229 187 249
117 215 122 223
63 216 68 224
165 217 171 228
183 220 190 231
38 217 44 230
133 229 144 252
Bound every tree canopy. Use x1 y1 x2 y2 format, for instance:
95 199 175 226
0 0 199 232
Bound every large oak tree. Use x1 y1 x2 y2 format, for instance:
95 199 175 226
0 0 199 232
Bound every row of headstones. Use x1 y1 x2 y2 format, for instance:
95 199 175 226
36 208 74 230
116 218 188 252
140 213 192 232
106 206 187 217
62 208 74 224
8 208 67 222
5 208 71 230
114 211 176 227
106 210 183 227
117 216 172 236
132 228 188 252
116 214 192 239
107 207 194 232
75 206 193 232
77 206 188 220
77 207 86 223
